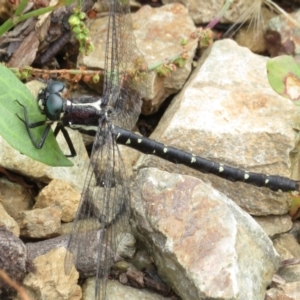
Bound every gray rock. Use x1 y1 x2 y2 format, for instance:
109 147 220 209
80 3 197 115
162 0 254 24
0 226 30 297
82 277 169 300
0 128 88 191
34 179 81 222
17 206 62 238
253 215 293 238
273 233 300 283
135 39 299 216
27 234 69 260
131 168 280 300
20 248 81 300
0 177 34 219
266 281 300 299
0 202 20 237
26 229 135 280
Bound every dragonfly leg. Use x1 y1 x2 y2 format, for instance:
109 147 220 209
53 123 77 157
15 100 46 128
15 100 52 149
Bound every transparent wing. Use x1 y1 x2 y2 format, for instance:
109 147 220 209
102 0 148 130
65 1 146 298
65 118 131 299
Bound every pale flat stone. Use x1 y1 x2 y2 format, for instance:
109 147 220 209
273 234 300 283
253 215 293 237
80 3 197 115
273 234 300 259
133 3 197 114
0 177 34 219
131 168 280 300
61 221 73 235
162 0 254 24
82 277 169 300
17 206 61 238
136 39 300 216
0 131 88 193
266 282 300 300
27 228 135 281
0 202 20 237
34 179 81 222
21 247 81 300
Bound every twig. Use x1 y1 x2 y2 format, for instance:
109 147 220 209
0 269 31 300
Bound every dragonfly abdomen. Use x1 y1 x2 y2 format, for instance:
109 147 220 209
114 126 299 192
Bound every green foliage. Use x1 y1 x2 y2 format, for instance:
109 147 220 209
267 55 300 219
92 74 100 83
267 55 300 105
0 0 74 37
180 38 188 46
69 8 95 56
173 56 186 68
156 64 176 77
0 64 73 166
289 193 300 220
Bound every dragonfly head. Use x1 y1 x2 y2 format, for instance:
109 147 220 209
38 81 66 121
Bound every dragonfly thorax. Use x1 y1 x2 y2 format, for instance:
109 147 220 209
103 105 115 119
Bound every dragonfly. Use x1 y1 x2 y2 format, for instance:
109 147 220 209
16 1 300 299
18 0 147 299
17 77 300 193
61 1 148 298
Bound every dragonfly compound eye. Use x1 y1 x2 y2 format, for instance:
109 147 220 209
46 94 63 120
47 81 65 94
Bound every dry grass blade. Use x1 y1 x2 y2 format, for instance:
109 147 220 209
226 0 300 38
264 0 300 29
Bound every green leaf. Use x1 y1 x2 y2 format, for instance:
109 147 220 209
0 64 73 167
267 55 300 105
289 193 300 220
